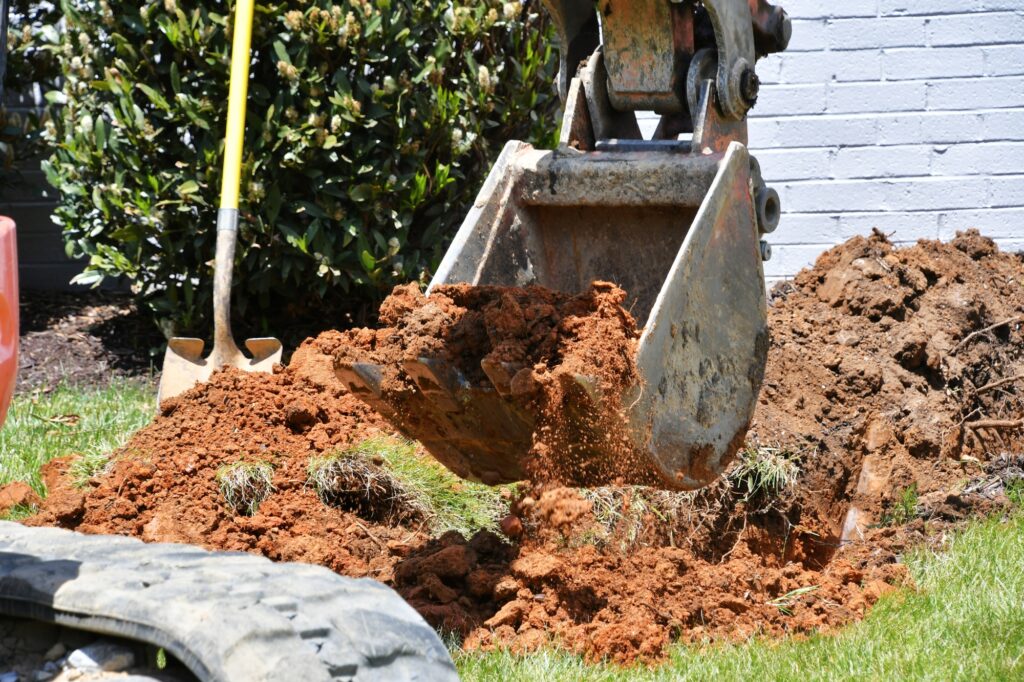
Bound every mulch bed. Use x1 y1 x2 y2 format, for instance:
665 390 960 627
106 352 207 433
18 290 164 391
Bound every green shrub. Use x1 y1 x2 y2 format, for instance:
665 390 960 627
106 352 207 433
1 0 62 191
45 0 558 335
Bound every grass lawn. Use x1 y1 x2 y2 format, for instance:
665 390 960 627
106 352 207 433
5 381 1023 680
1 380 155 494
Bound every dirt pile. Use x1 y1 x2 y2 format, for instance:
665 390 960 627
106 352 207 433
407 229 1024 660
20 230 1024 664
26 350 424 579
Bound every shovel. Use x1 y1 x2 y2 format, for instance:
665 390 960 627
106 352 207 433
158 0 281 402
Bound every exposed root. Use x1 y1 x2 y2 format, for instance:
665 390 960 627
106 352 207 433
307 450 427 525
216 462 275 516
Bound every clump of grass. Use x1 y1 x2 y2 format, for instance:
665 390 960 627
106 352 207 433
728 445 801 503
1 503 39 522
580 486 697 550
1006 478 1024 508
307 451 427 524
216 462 275 516
311 438 509 536
881 484 919 526
68 451 113 488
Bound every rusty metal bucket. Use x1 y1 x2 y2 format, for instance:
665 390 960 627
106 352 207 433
337 66 778 489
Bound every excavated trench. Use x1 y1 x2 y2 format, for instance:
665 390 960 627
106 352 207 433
16 230 1024 663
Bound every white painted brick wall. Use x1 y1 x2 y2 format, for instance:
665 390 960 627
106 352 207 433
637 0 1024 281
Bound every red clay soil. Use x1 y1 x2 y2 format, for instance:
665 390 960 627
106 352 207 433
19 230 1024 664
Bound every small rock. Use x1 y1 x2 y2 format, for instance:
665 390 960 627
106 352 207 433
0 671 18 682
499 514 523 539
33 671 53 682
492 576 522 601
43 642 66 661
420 573 459 604
403 544 477 581
484 599 527 629
66 642 136 673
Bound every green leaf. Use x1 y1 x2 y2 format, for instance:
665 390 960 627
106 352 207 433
272 41 291 64
94 117 108 151
360 250 376 272
348 184 373 202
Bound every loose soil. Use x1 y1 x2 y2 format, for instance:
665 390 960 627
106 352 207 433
18 230 1024 664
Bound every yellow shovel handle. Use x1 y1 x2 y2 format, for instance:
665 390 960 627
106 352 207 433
220 0 255 210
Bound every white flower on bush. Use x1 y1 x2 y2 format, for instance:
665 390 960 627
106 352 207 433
77 113 94 135
277 61 299 82
477 65 492 91
248 181 266 202
503 1 521 20
383 76 397 94
330 114 342 133
284 10 303 31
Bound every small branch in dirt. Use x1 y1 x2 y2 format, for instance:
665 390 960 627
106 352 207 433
965 419 1024 431
351 520 386 548
957 407 982 428
977 374 1024 395
952 316 1021 355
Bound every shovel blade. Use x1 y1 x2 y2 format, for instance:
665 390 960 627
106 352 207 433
157 336 283 404
158 337 210 404
245 337 284 371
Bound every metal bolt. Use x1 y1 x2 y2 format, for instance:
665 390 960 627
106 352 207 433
756 187 781 234
740 67 760 106
760 240 772 262
776 11 793 51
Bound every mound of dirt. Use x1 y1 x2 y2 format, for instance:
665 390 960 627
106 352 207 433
26 351 424 579
20 230 1024 664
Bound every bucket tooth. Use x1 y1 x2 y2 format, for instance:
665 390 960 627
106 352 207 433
334 361 384 399
403 358 473 413
480 359 525 397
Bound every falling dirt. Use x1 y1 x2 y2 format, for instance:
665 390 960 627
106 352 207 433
18 230 1024 664
333 281 663 487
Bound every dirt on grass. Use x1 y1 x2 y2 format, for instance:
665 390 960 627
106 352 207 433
18 230 1024 664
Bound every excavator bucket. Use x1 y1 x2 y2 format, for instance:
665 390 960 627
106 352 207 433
337 0 790 490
